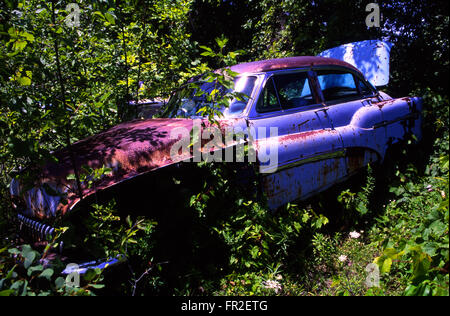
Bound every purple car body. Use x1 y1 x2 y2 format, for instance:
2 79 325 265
10 44 423 240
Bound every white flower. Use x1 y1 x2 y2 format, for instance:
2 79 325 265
349 231 361 239
275 274 283 280
338 255 348 262
263 280 282 293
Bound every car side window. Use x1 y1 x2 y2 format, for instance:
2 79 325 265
316 70 359 102
272 72 314 109
256 78 281 113
256 72 314 113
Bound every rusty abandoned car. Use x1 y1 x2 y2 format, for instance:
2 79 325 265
8 41 423 270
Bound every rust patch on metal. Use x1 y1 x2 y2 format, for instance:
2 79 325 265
230 56 362 75
262 175 280 198
279 130 328 145
347 147 366 174
23 118 198 218
375 97 412 110
19 117 251 219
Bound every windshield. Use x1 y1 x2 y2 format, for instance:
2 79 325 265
160 76 257 118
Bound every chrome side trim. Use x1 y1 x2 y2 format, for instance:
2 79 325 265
264 149 347 173
372 112 419 129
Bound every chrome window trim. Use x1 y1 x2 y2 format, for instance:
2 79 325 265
311 65 378 104
248 67 323 119
247 65 378 119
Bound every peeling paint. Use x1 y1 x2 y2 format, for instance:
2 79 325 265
10 57 423 218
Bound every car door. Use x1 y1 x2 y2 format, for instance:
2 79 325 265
247 69 346 210
312 67 385 176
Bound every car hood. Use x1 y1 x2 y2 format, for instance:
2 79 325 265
10 117 245 219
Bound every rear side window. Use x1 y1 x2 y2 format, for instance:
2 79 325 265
273 72 314 109
316 70 359 102
256 71 314 113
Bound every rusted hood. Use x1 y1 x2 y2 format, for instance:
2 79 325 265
13 118 198 219
46 118 193 182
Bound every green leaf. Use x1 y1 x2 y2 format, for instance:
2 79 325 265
422 242 438 257
411 251 431 280
39 268 54 281
21 246 37 269
5 265 17 280
105 12 115 25
126 215 132 227
8 248 20 255
422 284 431 296
13 40 27 51
429 219 447 236
250 246 259 259
17 76 31 86
200 51 215 57
83 269 99 282
92 11 105 20
0 289 14 296
215 37 228 49
356 201 368 214
383 247 403 260
199 45 213 52
380 257 392 274
22 32 34 42
27 264 44 277
7 27 16 36
302 212 310 223
10 280 24 294
54 277 65 289
293 222 302 233
404 284 418 296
